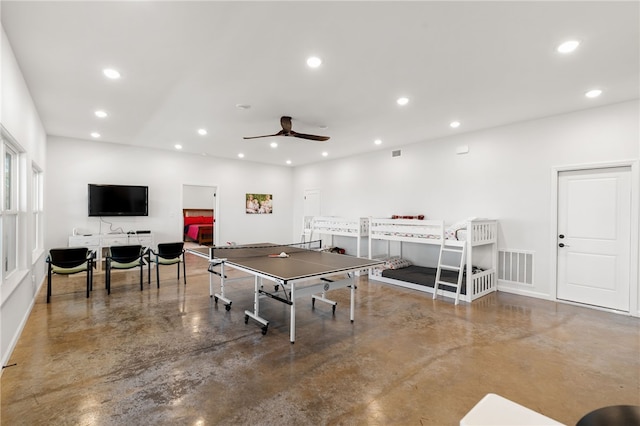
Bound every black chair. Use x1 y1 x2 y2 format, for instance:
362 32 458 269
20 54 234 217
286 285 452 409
148 242 186 288
46 247 94 303
105 245 146 294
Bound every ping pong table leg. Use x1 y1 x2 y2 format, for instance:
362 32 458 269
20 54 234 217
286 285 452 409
350 275 355 323
244 275 269 335
213 262 232 311
253 276 260 315
290 283 296 343
208 265 214 297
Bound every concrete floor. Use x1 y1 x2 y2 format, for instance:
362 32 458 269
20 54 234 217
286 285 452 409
2 252 639 425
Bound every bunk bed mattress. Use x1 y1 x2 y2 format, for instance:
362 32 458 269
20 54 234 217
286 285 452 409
380 266 467 295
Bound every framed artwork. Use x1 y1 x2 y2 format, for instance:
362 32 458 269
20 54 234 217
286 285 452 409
246 193 273 214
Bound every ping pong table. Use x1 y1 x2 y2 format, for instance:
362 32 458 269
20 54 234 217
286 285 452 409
188 241 382 343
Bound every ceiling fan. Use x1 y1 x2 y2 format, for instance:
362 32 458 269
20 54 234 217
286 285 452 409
243 116 330 141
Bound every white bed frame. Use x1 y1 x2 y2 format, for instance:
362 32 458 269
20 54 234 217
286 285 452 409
368 217 498 303
307 216 370 258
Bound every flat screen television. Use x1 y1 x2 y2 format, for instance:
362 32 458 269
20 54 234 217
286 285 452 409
88 184 148 217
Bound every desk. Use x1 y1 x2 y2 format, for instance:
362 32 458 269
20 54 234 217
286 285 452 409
188 242 382 343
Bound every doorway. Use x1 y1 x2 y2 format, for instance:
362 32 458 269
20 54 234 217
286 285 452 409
182 184 218 246
556 166 632 311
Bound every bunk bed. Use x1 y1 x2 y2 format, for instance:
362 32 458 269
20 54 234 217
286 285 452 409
368 217 498 303
183 209 214 245
308 216 370 258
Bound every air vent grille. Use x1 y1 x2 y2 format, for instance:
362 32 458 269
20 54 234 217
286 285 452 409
498 249 534 285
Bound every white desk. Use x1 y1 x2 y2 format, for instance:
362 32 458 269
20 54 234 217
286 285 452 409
460 393 565 426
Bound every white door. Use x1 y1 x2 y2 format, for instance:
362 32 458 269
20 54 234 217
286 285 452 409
302 189 320 242
557 167 631 311
303 189 320 217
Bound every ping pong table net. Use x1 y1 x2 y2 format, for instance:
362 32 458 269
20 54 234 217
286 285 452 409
211 240 322 260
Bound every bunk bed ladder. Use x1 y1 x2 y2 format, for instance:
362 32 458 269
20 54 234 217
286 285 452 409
433 240 466 305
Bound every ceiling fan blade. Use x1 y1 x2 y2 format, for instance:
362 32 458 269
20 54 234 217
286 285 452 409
290 131 330 141
243 130 285 140
244 117 330 141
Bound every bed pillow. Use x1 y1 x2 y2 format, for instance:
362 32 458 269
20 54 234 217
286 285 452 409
384 257 412 270
445 217 477 240
370 257 411 276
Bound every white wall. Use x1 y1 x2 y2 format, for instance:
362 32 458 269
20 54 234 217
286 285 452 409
292 100 640 308
46 137 294 250
0 26 48 369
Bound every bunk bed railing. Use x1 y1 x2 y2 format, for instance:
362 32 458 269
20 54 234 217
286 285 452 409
369 218 444 242
470 269 495 298
310 216 369 236
468 220 498 245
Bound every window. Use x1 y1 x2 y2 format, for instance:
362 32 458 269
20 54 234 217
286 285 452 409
0 125 22 282
2 141 19 279
32 164 43 255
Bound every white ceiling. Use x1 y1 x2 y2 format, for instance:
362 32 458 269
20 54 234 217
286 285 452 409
2 1 638 167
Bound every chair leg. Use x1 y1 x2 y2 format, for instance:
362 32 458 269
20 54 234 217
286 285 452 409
139 264 143 291
106 261 111 295
47 267 52 303
147 254 152 284
182 257 186 285
86 270 90 298
156 257 160 288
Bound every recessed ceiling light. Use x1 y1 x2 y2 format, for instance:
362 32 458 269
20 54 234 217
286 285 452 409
238 153 245 158
94 110 108 118
103 68 121 79
236 104 251 110
374 139 382 145
90 132 101 138
198 128 207 136
557 40 580 54
174 144 182 150
286 160 292 165
585 89 602 98
270 142 278 148
307 56 322 68
450 121 461 128
322 151 328 157
397 97 409 106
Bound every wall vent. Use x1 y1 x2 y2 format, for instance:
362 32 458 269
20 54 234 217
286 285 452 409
498 249 534 285
391 149 402 157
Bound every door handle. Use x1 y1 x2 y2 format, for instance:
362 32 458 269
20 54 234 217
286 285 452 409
559 234 565 239
559 243 570 248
